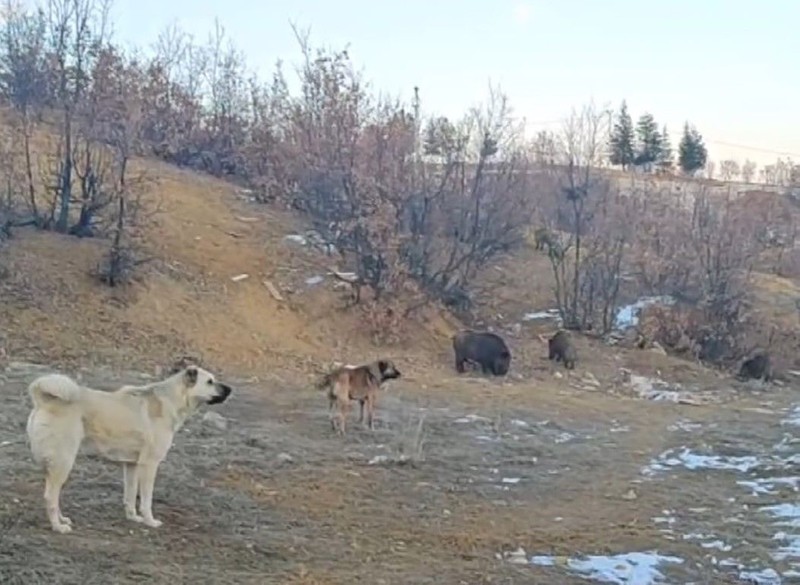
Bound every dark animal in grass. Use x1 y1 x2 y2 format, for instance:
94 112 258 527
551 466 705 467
452 330 511 376
533 227 564 260
736 352 772 382
548 330 577 369
534 227 554 251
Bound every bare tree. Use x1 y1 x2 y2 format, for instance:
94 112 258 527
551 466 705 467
402 86 540 311
93 52 154 286
546 102 614 331
741 159 757 183
705 160 715 180
44 0 111 232
718 159 740 182
0 0 50 220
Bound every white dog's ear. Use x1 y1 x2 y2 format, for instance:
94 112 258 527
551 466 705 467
184 366 198 386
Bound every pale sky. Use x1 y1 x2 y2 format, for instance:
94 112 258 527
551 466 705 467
108 0 799 168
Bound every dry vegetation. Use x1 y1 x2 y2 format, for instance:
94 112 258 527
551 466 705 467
0 1 799 583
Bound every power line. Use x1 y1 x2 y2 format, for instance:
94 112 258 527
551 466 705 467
709 140 800 159
522 116 799 160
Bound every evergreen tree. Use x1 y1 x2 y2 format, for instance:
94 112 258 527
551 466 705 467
657 124 673 169
634 112 662 168
608 100 635 170
678 122 708 175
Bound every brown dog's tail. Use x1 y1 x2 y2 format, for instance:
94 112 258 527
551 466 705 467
315 371 334 391
315 361 348 391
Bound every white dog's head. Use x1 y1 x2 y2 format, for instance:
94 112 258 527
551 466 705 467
181 365 232 406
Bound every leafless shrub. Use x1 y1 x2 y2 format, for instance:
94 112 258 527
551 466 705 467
631 185 777 365
542 102 633 334
387 409 427 465
403 86 540 312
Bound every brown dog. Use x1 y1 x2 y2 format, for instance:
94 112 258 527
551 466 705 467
317 359 401 435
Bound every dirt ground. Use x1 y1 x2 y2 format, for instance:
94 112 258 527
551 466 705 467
0 358 797 584
0 153 798 583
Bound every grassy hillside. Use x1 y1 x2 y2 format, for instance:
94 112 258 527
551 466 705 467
0 155 460 377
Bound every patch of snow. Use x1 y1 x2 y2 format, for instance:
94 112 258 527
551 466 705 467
522 309 561 323
681 533 732 551
667 420 703 433
530 551 683 584
738 567 782 584
643 447 763 476
773 435 800 452
454 414 492 424
629 375 689 403
284 234 307 245
305 275 324 286
501 477 521 484
737 477 800 496
614 296 676 330
554 432 575 444
782 406 800 427
700 540 732 552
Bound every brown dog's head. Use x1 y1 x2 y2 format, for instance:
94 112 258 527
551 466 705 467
376 359 401 383
181 365 233 406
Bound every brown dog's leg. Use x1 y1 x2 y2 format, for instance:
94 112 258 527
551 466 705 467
337 398 349 436
358 400 365 424
329 397 338 431
365 393 376 430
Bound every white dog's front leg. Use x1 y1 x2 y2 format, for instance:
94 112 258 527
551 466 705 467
123 463 144 523
136 462 163 528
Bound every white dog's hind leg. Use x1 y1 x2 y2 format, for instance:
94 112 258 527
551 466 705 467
44 461 74 534
123 463 144 523
136 462 163 528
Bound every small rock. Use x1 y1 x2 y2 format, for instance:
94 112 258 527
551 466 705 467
649 341 667 355
202 411 227 431
276 452 294 465
582 372 600 387
553 371 563 379
622 488 638 500
618 367 632 384
504 547 528 564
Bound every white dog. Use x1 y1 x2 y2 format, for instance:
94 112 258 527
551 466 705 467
25 365 232 533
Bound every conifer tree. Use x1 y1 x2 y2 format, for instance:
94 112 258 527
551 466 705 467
678 122 708 175
634 112 662 168
608 100 635 170
657 124 673 169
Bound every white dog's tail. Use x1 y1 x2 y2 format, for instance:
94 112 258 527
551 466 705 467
28 374 84 407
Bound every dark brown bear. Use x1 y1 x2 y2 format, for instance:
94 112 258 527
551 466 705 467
548 330 577 370
452 330 511 376
737 352 772 382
